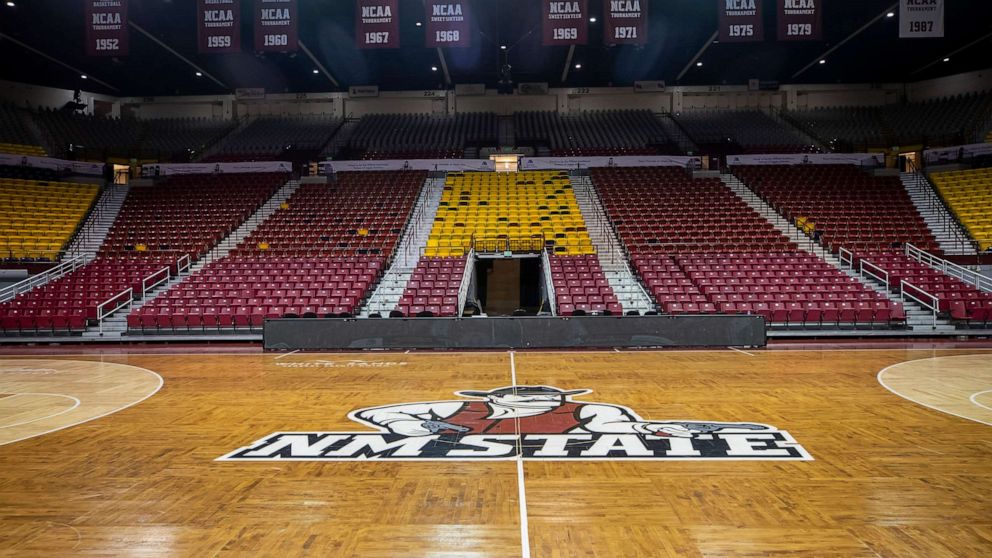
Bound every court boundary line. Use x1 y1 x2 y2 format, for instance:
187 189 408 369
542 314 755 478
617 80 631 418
970 390 992 412
877 355 992 427
509 351 532 558
0 361 165 446
3 347 992 357
0 393 81 429
273 349 299 360
728 347 756 357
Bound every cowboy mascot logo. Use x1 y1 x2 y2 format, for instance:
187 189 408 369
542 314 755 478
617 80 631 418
219 386 811 461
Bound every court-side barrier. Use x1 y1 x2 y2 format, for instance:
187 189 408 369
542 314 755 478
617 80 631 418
263 315 767 350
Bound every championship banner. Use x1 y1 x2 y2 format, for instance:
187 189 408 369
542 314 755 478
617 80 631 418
899 0 944 38
542 0 589 46
356 0 400 49
718 0 764 43
727 153 885 167
254 0 298 52
521 156 701 170
0 153 104 176
322 159 495 173
198 0 241 54
777 0 822 41
425 1 471 48
603 0 648 45
924 143 992 164
142 161 292 177
85 0 129 56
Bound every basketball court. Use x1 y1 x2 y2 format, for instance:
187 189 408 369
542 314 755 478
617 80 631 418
1 344 990 556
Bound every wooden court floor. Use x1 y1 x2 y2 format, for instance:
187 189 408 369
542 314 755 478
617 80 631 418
0 347 991 557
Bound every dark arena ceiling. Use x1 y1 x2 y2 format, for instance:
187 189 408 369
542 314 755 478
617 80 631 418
0 0 990 97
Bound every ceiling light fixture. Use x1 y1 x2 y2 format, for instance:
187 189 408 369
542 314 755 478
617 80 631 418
574 63 582 69
312 69 319 74
431 66 438 72
943 57 950 62
500 45 507 50
819 59 826 64
415 21 422 27
195 71 202 77
589 17 596 23
696 62 703 67
6 2 16 7
886 12 895 18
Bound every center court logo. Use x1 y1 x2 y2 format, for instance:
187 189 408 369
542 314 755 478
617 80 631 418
218 386 812 461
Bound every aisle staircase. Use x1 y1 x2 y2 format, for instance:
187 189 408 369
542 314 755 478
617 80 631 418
571 175 654 314
720 173 956 333
65 184 130 259
900 172 976 256
360 176 446 317
84 178 301 338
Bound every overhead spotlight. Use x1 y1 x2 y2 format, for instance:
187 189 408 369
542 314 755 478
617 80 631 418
80 74 88 79
312 69 319 74
696 62 703 67
589 17 597 23
431 66 438 72
574 63 582 69
819 59 826 64
943 57 950 62
415 21 422 27
886 12 895 18
500 45 507 50
5 1 15 7
195 71 202 77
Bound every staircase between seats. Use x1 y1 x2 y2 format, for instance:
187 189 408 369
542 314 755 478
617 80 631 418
85 178 301 338
361 176 446 317
570 175 654 314
721 173 957 333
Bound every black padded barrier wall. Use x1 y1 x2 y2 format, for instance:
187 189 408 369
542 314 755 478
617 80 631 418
264 315 767 350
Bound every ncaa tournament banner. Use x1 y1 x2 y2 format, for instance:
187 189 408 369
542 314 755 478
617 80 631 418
899 0 944 38
198 0 241 54
718 0 764 43
425 1 471 48
727 153 885 167
85 0 129 56
322 159 495 173
356 0 400 49
542 0 589 46
254 0 298 52
603 0 648 45
777 0 822 41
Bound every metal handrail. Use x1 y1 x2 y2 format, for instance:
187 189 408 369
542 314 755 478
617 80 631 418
542 248 558 316
837 247 854 269
905 159 977 254
471 234 546 255
97 287 133 334
0 254 89 303
899 280 938 329
859 259 890 292
141 267 170 298
456 248 475 316
67 185 125 258
905 243 991 293
177 253 191 274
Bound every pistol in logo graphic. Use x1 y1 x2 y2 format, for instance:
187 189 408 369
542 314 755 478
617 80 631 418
670 422 769 434
422 420 470 434
645 422 770 439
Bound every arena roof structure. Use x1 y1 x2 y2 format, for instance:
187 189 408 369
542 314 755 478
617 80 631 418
1 0 990 96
